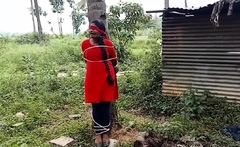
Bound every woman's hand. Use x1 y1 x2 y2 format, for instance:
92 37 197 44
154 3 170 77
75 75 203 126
114 66 118 74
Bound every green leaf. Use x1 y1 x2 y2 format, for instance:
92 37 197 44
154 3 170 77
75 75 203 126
76 0 87 10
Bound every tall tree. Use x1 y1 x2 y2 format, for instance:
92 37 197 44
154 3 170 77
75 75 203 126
30 0 36 32
49 0 64 35
33 0 43 43
87 0 106 22
28 3 48 34
67 0 86 36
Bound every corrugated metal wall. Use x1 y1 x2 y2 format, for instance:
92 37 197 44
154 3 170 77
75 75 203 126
162 14 240 102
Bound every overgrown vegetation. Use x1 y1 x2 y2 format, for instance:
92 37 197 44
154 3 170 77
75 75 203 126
1 1 240 145
1 27 240 146
0 35 93 146
15 33 51 44
116 36 240 146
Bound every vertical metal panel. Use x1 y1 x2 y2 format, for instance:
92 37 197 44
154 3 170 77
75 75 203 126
162 14 240 102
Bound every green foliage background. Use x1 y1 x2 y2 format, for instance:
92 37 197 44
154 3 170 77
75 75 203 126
1 1 240 147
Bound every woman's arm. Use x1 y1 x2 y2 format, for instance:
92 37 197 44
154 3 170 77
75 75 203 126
80 39 88 63
106 40 117 66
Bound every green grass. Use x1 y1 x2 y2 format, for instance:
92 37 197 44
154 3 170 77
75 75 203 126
0 36 149 146
0 36 91 146
1 35 240 147
130 38 150 55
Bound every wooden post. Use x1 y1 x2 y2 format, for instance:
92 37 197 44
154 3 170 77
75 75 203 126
164 0 169 9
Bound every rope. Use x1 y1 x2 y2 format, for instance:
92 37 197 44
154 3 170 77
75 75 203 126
83 45 117 63
91 110 111 135
84 45 115 134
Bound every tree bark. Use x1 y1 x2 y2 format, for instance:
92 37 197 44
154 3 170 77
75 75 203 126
87 0 119 133
30 0 36 33
33 0 43 43
57 13 63 36
87 0 106 23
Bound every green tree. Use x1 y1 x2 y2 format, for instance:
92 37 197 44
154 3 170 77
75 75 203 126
67 0 86 36
49 0 64 35
142 15 161 30
146 16 162 41
71 9 86 35
108 1 151 62
28 3 52 35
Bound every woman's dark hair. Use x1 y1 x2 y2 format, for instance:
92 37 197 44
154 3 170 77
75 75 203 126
91 19 114 85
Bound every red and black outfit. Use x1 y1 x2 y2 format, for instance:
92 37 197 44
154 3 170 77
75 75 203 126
80 24 119 135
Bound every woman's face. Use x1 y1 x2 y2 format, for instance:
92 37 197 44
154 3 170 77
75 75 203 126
89 29 99 38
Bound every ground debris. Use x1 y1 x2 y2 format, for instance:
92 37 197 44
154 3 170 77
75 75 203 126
12 122 24 127
49 136 74 147
133 131 188 147
69 114 81 119
15 112 25 118
109 139 118 147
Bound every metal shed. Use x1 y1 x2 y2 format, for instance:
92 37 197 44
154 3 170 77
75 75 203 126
151 2 240 102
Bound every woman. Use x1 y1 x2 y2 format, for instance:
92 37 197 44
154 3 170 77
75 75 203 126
80 19 119 147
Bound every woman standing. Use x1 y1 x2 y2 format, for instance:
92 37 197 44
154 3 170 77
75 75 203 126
80 19 119 147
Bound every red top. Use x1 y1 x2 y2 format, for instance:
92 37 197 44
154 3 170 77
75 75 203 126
81 38 119 103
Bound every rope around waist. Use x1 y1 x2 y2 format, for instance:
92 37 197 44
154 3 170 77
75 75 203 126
83 45 117 62
83 57 117 62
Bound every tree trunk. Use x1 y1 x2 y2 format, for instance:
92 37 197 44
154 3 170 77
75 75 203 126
57 13 63 36
33 0 43 43
87 0 106 23
87 0 119 133
30 0 36 32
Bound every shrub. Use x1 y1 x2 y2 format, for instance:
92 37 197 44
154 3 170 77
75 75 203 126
15 33 51 44
48 36 84 64
0 35 11 49
179 89 228 120
118 39 177 116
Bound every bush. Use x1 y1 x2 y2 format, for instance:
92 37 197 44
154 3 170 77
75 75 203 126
48 36 85 64
177 88 240 128
15 33 51 44
117 73 142 110
0 35 11 49
179 89 228 119
118 39 174 116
